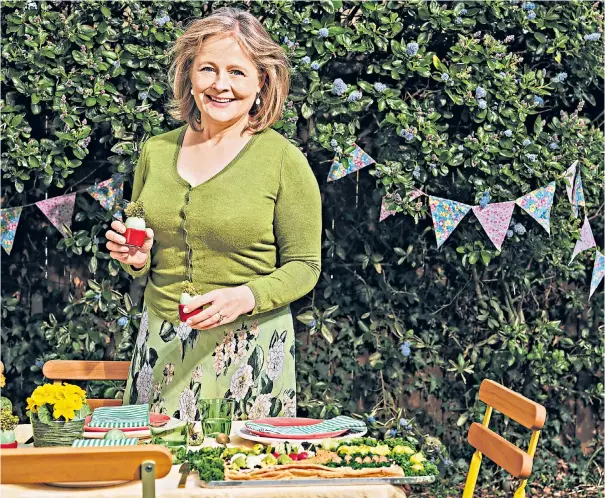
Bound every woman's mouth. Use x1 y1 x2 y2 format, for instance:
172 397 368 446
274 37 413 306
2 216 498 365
206 94 236 106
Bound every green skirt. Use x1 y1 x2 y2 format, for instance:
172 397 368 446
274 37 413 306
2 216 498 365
123 302 296 421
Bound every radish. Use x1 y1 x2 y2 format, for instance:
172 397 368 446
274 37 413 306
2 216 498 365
124 200 146 247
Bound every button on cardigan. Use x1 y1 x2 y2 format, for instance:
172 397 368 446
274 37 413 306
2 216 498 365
120 125 322 324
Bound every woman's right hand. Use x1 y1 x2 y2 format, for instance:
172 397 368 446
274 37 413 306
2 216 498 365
105 220 154 269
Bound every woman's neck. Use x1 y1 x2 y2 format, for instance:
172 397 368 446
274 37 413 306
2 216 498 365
195 115 252 145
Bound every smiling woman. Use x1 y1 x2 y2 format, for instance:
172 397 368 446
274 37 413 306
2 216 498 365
104 7 322 421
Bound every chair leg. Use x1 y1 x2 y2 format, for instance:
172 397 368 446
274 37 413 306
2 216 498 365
513 430 541 498
141 460 156 498
462 450 483 498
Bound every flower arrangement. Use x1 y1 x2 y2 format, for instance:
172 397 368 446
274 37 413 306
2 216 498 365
26 383 91 422
27 383 91 447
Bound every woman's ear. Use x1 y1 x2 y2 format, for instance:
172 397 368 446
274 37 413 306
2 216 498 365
258 72 267 92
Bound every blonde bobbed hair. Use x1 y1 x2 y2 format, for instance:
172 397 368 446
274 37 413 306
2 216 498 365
167 7 290 134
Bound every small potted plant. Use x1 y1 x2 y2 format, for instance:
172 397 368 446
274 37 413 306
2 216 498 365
0 408 19 449
179 281 205 322
26 383 91 447
124 200 146 247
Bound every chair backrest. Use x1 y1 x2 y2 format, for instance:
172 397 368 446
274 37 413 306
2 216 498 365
42 360 131 409
0 445 172 484
462 379 547 498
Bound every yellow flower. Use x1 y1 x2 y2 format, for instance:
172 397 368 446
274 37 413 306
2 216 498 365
0 374 5 388
62 383 86 399
31 384 57 406
53 398 78 422
26 396 38 413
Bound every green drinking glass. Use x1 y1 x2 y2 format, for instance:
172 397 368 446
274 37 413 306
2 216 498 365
198 398 235 438
150 421 189 448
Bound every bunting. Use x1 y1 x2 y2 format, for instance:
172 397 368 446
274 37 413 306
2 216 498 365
564 161 577 204
590 251 605 298
409 189 425 201
327 143 375 182
572 172 586 218
570 216 596 262
87 176 124 218
515 182 556 234
0 207 23 255
36 194 76 238
379 195 398 222
472 202 516 251
429 197 472 248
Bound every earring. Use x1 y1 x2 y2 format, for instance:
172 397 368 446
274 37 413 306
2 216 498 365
255 93 261 106
190 89 194 96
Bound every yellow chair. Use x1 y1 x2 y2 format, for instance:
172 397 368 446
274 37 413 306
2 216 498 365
42 360 131 409
462 379 547 498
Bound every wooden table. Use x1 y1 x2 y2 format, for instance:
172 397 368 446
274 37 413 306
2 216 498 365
0 422 406 498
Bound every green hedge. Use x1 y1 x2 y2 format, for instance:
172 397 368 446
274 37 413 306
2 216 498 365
1 1 603 493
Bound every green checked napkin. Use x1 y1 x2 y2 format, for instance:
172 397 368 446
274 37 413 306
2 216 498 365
88 405 150 429
245 416 366 436
72 438 139 447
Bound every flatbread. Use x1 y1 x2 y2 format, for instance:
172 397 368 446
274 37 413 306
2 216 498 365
225 462 405 481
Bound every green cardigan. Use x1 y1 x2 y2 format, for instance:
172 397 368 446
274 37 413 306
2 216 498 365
120 125 322 323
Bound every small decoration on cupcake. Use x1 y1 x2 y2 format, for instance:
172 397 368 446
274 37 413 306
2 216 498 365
179 282 204 322
124 200 146 247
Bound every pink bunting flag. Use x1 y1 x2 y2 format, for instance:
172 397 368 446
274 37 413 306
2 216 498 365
572 172 586 218
1 207 23 255
472 201 516 251
36 194 76 238
379 195 398 222
409 189 425 201
590 251 605 298
429 196 472 248
327 143 375 182
564 161 577 204
515 182 556 234
570 216 596 262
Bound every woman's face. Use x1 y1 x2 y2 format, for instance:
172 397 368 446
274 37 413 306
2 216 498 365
190 35 263 128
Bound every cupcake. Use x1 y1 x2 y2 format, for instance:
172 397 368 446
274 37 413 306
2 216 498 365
124 200 146 247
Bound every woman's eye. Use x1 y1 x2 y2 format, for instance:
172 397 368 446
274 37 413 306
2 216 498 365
231 70 244 76
200 67 214 72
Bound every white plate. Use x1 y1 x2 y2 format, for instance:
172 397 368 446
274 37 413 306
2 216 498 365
234 426 367 445
82 416 183 439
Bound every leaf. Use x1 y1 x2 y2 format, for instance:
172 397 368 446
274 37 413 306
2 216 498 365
247 345 264 378
534 116 543 135
321 324 334 344
37 404 53 425
456 412 469 427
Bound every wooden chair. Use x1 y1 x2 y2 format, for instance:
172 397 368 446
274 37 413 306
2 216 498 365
1 446 172 497
462 379 547 498
42 360 131 410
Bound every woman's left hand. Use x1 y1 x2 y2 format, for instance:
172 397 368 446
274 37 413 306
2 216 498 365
183 286 256 330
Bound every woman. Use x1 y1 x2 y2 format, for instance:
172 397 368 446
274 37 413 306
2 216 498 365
105 7 322 421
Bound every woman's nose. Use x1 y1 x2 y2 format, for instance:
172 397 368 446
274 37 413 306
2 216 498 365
213 71 230 91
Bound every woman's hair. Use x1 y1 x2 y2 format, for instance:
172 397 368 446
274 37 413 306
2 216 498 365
167 7 290 134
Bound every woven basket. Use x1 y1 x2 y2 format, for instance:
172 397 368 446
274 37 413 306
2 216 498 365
31 415 85 447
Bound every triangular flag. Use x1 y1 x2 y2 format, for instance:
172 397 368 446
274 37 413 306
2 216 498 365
379 195 397 222
590 251 605 298
570 216 596 262
409 189 425 201
36 194 76 238
572 172 586 218
1 207 23 255
564 161 577 204
515 182 556 234
429 196 472 248
472 201 516 251
88 176 124 213
327 143 375 182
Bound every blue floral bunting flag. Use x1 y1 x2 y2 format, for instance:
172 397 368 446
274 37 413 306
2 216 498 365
88 176 124 219
327 143 375 182
572 172 585 218
515 182 556 234
1 207 23 255
429 196 472 248
590 251 604 298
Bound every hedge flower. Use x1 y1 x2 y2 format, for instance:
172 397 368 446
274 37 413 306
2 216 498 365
389 428 398 437
475 86 486 99
310 62 320 70
455 17 462 24
514 223 526 235
374 82 387 92
527 154 537 162
332 78 347 96
367 415 376 423
527 11 536 20
504 129 513 137
441 73 449 81
549 142 559 150
406 42 419 56
348 90 362 102
585 33 601 41
117 316 128 326
523 139 531 147
318 28 329 38
506 230 514 239
533 95 544 106
523 2 536 9
556 72 568 83
400 341 412 357
302 17 310 25
477 99 487 109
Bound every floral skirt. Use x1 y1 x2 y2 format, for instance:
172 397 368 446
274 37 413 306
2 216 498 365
123 302 296 421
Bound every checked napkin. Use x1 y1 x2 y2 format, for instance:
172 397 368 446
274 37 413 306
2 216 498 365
245 416 366 436
72 438 139 447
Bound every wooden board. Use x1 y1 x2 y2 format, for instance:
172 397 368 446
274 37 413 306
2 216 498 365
42 360 130 381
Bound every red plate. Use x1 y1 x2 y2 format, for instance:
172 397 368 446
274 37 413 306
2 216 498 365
84 413 170 433
245 417 349 439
